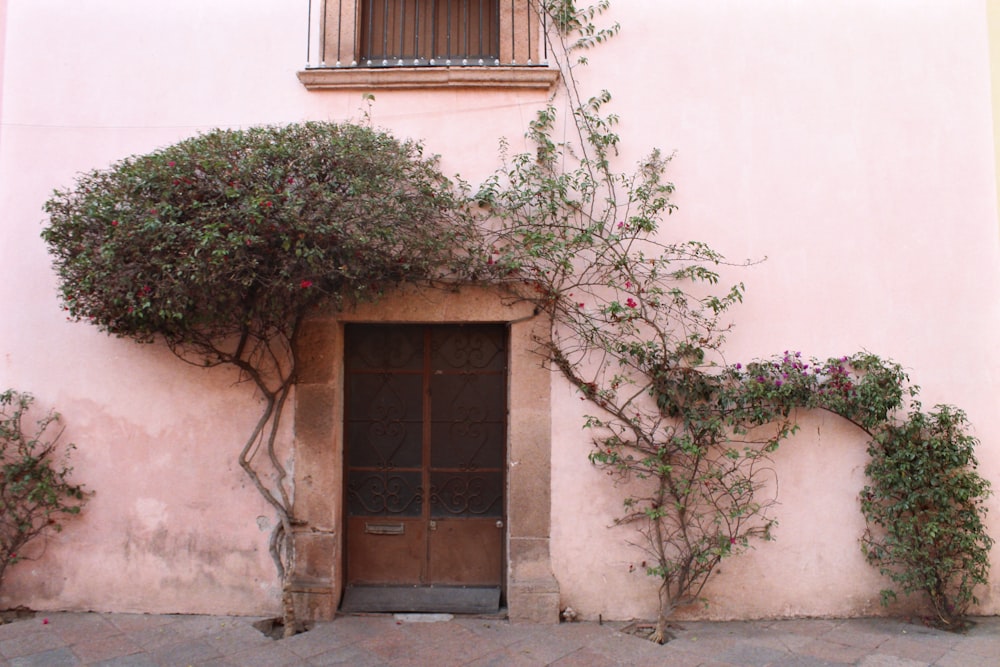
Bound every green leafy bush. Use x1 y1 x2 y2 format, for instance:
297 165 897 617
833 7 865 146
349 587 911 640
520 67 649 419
741 352 993 630
41 122 477 352
860 405 993 630
0 390 86 588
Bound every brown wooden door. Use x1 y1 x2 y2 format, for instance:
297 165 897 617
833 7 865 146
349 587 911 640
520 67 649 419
343 324 506 611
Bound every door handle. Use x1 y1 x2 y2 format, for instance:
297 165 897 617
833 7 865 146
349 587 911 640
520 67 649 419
429 520 437 531
496 520 504 529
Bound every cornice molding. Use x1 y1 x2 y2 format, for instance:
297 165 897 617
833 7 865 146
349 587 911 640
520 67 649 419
297 66 560 91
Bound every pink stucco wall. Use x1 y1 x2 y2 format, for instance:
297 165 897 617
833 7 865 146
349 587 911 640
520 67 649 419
551 1 1000 620
0 0 997 620
0 0 8 132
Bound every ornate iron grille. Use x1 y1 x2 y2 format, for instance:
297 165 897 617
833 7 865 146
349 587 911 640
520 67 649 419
305 0 548 67
345 324 506 519
360 0 499 64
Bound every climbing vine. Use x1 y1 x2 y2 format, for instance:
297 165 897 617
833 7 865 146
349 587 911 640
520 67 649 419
481 0 992 640
860 402 992 631
746 352 993 631
479 0 786 641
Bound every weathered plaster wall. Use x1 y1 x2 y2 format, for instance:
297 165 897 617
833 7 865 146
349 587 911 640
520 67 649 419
0 0 319 615
0 0 997 621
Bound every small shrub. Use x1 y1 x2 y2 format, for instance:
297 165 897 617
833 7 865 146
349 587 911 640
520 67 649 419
0 390 86 588
860 405 992 631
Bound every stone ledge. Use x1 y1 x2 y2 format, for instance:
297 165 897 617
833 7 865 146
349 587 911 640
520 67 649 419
297 66 560 91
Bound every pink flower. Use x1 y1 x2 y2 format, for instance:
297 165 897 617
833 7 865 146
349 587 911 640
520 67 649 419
626 298 637 308
42 618 49 625
167 161 176 167
300 280 313 289
111 220 119 227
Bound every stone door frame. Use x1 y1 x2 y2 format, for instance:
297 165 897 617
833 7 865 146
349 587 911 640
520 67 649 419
288 286 560 623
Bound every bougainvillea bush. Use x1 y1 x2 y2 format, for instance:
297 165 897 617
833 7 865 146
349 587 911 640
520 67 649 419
860 404 993 631
41 121 482 634
741 352 993 631
41 122 477 350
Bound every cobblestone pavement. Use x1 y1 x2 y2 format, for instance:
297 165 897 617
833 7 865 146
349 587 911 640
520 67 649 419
0 611 996 666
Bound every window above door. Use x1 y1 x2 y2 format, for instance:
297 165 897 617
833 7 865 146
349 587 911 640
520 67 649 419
298 0 560 91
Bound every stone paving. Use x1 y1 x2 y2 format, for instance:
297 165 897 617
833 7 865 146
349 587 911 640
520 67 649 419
0 611 996 666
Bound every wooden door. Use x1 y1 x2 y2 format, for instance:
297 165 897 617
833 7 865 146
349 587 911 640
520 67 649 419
342 323 506 612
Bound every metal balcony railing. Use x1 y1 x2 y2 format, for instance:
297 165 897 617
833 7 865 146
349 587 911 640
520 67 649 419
305 0 549 68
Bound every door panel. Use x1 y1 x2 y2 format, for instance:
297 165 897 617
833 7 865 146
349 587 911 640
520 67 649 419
346 517 426 584
428 518 503 585
344 323 506 606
